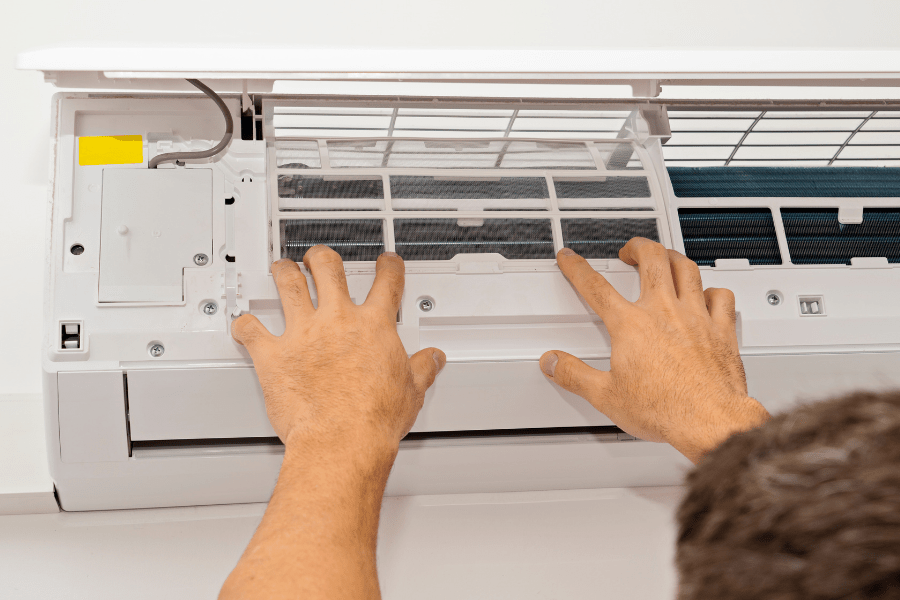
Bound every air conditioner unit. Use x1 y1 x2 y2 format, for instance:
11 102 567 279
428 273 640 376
19 48 900 510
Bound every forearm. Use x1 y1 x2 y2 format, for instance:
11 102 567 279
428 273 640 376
219 436 398 600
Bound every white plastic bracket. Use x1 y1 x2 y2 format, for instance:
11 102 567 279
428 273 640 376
631 79 661 98
241 80 252 114
714 258 753 270
838 206 864 224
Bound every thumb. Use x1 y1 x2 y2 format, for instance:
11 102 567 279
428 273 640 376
231 314 275 350
540 350 612 403
410 347 446 394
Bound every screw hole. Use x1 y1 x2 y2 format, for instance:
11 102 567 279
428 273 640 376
70 244 85 256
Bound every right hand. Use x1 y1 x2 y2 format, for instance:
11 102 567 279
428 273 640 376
540 238 770 463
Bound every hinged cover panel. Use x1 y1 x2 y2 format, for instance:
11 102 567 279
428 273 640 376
99 169 213 302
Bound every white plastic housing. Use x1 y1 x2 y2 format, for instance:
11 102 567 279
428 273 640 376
25 50 900 510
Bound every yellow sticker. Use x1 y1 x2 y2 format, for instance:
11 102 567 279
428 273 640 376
78 135 144 166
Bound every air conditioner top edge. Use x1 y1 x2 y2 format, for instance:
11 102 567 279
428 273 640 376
17 47 900 91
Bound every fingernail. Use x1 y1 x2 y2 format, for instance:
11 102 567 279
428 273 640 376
541 353 559 377
382 251 400 258
560 248 576 256
433 351 446 371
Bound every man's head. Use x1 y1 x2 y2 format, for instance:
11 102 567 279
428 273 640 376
677 390 900 599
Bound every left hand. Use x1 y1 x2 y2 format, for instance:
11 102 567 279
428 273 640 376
230 246 445 453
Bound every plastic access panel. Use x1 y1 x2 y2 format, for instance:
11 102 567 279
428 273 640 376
99 169 213 303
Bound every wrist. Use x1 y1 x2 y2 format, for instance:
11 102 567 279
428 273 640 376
675 395 770 464
283 424 400 475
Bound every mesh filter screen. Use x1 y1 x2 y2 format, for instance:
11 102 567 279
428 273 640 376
679 208 782 266
782 208 900 264
390 176 548 199
278 176 384 210
561 219 659 258
554 177 651 198
394 219 554 260
269 102 667 263
280 219 384 261
555 177 653 211
390 176 548 211
278 176 384 199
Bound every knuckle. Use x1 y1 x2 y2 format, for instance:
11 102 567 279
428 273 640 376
585 280 612 310
640 243 669 263
379 261 405 282
232 316 261 345
644 263 668 289
282 278 310 300
304 244 341 266
713 287 736 304
276 265 304 286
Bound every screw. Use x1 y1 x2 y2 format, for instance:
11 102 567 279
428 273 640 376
418 298 434 312
149 344 165 357
193 253 209 266
203 302 218 315
767 293 781 306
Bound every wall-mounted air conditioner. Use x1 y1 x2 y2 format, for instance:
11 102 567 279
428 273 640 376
18 48 900 510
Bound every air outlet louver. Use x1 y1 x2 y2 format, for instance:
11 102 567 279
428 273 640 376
561 219 659 259
393 219 554 260
280 219 384 261
782 208 900 265
678 209 782 266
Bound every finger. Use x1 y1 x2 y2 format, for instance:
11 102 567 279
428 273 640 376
271 259 315 328
556 248 630 326
667 249 706 310
540 350 613 404
365 252 405 317
231 314 275 350
302 245 352 308
704 287 738 333
618 237 677 303
703 287 746 391
410 347 446 395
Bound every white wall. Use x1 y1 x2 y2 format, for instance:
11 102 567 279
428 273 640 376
3 0 900 395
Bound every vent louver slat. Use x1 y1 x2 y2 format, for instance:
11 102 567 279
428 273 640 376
679 209 782 266
782 208 900 264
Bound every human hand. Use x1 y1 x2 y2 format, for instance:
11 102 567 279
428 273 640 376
540 238 770 463
230 246 446 455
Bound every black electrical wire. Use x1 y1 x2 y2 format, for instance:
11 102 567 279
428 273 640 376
148 79 234 168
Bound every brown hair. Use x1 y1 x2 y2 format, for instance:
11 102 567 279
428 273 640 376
676 390 900 599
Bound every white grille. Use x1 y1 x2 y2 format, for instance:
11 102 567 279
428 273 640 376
664 110 900 167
